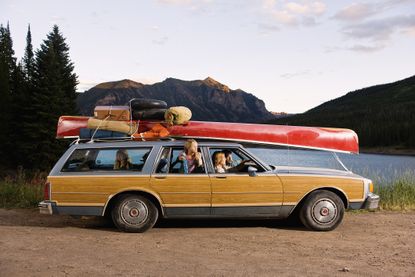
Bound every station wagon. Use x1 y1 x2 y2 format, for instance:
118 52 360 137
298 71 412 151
39 140 379 232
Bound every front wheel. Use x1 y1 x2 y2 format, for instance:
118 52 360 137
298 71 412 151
299 190 345 231
111 194 158 233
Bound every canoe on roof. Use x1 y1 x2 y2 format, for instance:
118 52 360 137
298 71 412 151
56 116 359 154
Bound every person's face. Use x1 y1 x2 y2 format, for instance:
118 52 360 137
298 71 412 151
188 143 197 154
220 156 226 166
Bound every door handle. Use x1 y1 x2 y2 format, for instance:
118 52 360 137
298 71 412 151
155 176 167 179
215 176 227 179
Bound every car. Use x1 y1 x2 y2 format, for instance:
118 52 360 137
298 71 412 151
38 140 379 232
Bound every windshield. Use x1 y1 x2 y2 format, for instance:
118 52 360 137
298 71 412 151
246 146 350 171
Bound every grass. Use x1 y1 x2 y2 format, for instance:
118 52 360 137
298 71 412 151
0 168 45 209
376 175 415 210
0 169 415 211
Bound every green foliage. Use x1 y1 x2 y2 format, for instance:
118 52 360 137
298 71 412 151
0 23 17 166
271 76 415 148
0 23 78 170
0 169 45 208
376 175 415 210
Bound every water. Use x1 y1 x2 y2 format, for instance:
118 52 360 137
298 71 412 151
247 147 415 185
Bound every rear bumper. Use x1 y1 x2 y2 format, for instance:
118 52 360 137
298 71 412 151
38 201 54 215
363 192 380 210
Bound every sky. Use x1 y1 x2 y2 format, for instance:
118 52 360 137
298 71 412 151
1 0 414 113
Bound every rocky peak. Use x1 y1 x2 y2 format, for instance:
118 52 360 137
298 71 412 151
94 79 144 90
203 77 230 92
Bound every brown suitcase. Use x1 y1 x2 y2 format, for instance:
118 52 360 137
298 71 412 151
94 106 130 121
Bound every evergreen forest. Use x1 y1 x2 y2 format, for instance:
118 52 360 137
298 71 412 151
0 23 78 171
271 75 415 149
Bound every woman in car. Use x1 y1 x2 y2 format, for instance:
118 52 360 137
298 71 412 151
213 152 228 173
114 149 132 170
174 139 203 173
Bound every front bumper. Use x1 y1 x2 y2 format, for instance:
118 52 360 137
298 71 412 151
363 192 380 210
38 201 53 215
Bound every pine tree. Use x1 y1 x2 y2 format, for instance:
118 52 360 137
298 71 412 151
22 24 34 82
0 23 17 166
12 25 37 168
29 25 78 169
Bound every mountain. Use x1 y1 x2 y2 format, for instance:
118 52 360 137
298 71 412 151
77 77 274 123
271 75 415 149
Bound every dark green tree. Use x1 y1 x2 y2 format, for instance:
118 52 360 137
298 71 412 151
29 25 78 169
0 23 17 165
22 24 34 81
12 25 37 168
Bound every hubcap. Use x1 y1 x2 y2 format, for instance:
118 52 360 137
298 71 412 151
311 198 337 224
121 199 148 226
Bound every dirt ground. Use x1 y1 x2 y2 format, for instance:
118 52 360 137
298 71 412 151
0 209 414 277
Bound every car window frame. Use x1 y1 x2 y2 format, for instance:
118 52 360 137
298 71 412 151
152 146 208 175
206 146 269 174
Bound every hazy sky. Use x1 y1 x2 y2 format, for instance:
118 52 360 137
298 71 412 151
1 0 414 113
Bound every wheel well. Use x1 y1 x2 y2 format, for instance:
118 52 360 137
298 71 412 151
291 187 349 215
103 191 163 218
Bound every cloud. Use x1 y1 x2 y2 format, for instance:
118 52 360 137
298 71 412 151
333 3 380 22
347 43 386 53
152 36 169 45
333 0 415 22
342 14 415 41
262 0 326 27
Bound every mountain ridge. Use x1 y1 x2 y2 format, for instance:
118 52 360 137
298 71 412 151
77 77 274 123
271 75 415 148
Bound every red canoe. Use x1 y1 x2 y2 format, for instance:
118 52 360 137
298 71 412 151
56 116 359 154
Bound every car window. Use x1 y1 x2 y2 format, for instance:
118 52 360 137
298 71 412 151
154 147 205 174
61 148 151 172
209 148 263 174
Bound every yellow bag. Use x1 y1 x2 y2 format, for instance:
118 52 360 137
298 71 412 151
164 106 192 125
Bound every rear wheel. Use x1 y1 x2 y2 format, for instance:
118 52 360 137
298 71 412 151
111 194 158 233
299 190 344 231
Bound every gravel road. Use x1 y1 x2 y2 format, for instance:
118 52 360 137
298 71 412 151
0 209 414 276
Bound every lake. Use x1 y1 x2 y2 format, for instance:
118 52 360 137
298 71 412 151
247 147 415 185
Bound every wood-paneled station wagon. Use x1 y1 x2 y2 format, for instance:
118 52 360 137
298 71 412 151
39 140 379 232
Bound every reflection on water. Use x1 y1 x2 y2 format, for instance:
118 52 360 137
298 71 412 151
247 147 415 185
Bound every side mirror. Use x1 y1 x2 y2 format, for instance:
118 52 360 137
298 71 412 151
248 166 258 177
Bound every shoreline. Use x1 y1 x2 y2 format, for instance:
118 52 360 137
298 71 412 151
360 147 415 157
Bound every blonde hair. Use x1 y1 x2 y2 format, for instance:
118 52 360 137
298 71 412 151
184 139 198 154
114 149 131 170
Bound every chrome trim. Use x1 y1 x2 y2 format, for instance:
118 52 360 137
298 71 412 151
363 192 380 210
38 201 53 215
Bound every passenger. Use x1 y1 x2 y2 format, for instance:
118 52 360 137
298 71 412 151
223 149 237 167
213 150 251 173
174 139 203 173
114 149 132 170
213 152 228 173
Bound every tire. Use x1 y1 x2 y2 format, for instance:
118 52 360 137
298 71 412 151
130 98 167 110
132 108 167 120
299 190 345 231
111 194 158 233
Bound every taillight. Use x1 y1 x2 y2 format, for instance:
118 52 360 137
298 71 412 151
44 182 50 200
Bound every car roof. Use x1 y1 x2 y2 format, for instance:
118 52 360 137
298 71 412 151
71 139 243 149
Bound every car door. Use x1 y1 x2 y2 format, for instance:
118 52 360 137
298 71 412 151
208 147 283 217
150 146 211 217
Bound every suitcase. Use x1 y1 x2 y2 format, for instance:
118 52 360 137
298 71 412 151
94 106 130 121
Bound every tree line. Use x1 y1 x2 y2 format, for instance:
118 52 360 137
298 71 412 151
0 23 77 171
